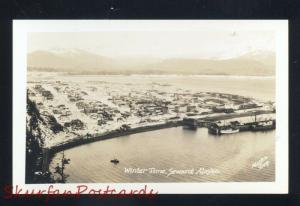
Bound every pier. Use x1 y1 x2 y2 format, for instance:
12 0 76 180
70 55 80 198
182 110 275 135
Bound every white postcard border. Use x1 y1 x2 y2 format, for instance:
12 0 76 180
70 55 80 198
13 20 288 194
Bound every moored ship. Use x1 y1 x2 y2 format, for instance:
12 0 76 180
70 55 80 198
220 127 239 134
252 120 275 131
208 122 239 135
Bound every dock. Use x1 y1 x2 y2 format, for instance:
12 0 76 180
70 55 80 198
183 110 275 135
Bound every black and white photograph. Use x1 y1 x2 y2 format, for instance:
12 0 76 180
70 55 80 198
13 20 288 193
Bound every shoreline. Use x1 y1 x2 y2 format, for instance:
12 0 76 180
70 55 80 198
46 110 275 170
49 121 183 154
28 70 276 79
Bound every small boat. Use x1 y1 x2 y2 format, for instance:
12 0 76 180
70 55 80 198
220 128 239 134
110 158 119 164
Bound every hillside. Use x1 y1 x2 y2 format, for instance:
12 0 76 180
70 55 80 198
26 94 65 183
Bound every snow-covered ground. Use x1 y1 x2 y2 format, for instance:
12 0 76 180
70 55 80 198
27 72 275 148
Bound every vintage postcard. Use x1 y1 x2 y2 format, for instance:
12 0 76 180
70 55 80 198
13 20 288 194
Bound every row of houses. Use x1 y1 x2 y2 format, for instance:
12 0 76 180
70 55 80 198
34 85 54 100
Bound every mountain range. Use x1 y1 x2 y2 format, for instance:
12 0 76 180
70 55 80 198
27 49 275 76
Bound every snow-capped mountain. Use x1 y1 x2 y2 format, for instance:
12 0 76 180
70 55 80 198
28 49 275 76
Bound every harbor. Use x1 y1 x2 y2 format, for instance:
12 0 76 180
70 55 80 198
51 127 275 183
42 110 275 178
47 110 275 153
26 73 276 183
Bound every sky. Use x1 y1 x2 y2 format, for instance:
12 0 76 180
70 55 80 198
28 30 275 59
